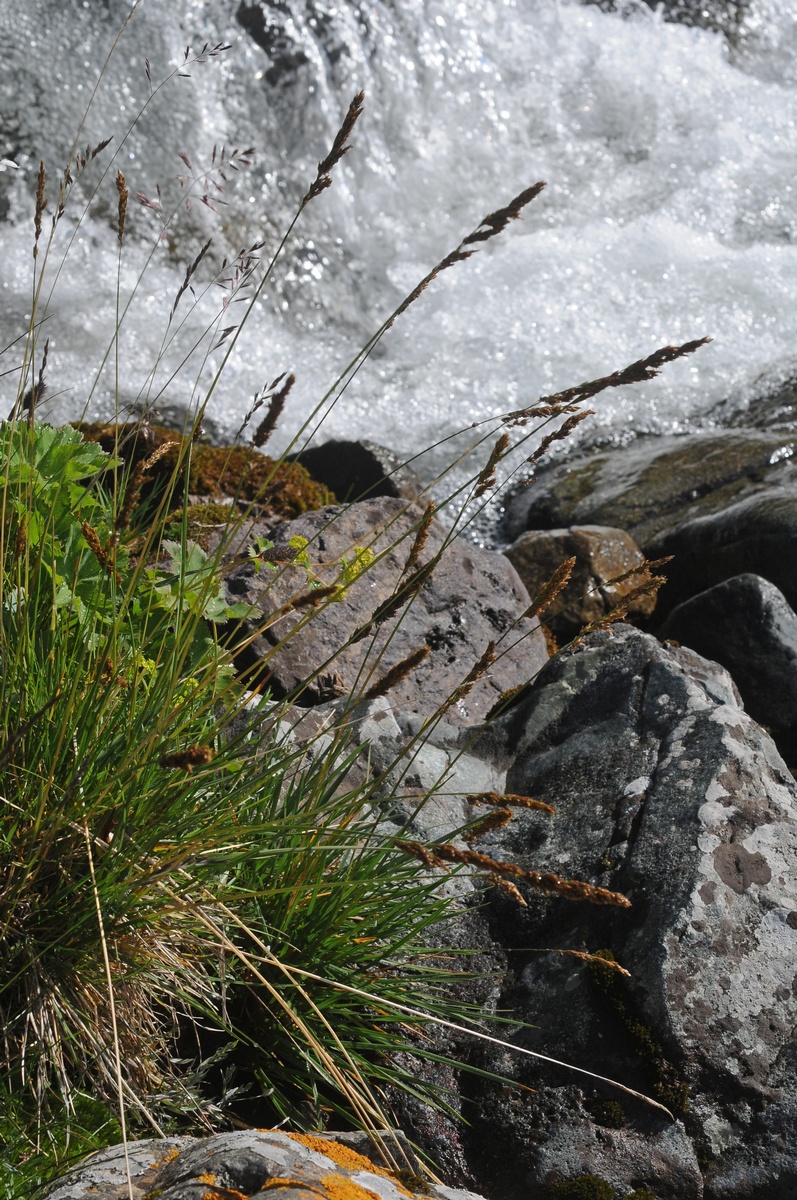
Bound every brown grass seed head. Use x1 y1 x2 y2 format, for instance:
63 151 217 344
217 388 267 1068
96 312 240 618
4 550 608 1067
159 745 215 772
303 90 365 205
33 160 47 256
522 556 576 621
253 373 295 448
116 170 128 245
360 645 431 703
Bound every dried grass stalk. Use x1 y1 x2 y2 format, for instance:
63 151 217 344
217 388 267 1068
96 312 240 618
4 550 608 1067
115 441 178 533
81 520 122 585
399 840 630 907
302 90 365 206
360 646 430 703
387 183 545 330
436 640 496 719
504 337 712 426
474 433 510 498
253 373 295 448
403 502 436 575
33 161 47 258
467 791 557 816
350 560 436 644
526 410 594 465
522 556 576 621
158 745 215 772
116 170 129 246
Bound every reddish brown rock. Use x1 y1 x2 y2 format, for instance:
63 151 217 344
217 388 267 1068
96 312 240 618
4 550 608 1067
503 524 656 643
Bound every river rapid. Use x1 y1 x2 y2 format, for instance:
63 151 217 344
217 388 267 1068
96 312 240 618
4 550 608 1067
0 0 796 507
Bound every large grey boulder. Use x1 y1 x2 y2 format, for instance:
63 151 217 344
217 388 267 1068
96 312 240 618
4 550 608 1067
221 497 548 724
456 626 797 1199
42 1129 485 1200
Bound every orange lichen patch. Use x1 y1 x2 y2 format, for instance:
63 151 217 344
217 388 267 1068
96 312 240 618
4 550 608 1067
150 1144 182 1168
286 1135 413 1199
197 1173 217 1184
286 1136 377 1175
259 1177 323 1197
319 1174 385 1200
202 1191 248 1200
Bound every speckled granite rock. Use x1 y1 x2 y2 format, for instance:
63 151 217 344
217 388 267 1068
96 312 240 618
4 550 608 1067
221 497 548 724
42 1130 486 1200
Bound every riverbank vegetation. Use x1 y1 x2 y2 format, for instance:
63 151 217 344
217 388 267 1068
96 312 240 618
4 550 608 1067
0 27 707 1196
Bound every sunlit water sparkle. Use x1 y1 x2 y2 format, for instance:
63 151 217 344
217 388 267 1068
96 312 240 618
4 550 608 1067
0 0 796 516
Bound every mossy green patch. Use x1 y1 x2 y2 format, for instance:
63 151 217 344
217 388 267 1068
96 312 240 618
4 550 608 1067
588 951 689 1114
541 1174 615 1199
73 421 333 523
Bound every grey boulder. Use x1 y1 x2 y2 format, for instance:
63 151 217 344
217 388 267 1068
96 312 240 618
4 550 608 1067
222 497 548 724
457 626 797 1199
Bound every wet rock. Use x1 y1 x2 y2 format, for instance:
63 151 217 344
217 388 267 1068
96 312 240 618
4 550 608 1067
658 573 797 760
579 0 747 37
221 497 548 724
504 524 656 643
289 438 423 502
42 1129 484 1200
709 372 797 432
648 487 797 615
502 429 796 550
457 625 797 1200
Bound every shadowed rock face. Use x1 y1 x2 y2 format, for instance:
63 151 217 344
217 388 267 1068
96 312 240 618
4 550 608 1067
659 573 797 756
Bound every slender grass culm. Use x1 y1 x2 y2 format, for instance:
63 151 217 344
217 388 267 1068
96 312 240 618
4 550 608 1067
0 20 710 1198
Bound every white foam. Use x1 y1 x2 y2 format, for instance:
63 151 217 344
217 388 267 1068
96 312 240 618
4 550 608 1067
0 0 795 496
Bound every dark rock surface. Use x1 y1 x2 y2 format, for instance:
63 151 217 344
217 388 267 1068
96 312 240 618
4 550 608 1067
502 429 796 551
504 524 657 643
658 573 797 758
220 496 548 724
648 487 797 615
289 438 423 503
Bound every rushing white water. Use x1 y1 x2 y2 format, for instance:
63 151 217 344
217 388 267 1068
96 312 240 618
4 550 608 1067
0 0 796 497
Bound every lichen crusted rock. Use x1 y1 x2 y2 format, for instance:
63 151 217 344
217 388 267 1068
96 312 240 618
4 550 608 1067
461 624 797 1199
41 1131 487 1200
220 496 549 724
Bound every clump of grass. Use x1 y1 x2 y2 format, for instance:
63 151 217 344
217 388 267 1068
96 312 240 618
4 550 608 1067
0 28 709 1196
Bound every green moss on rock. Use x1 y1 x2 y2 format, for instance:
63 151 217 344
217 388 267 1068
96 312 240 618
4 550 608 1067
588 951 689 1114
542 1174 615 1199
73 421 333 521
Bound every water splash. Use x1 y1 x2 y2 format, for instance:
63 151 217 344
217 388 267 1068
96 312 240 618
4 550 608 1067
0 0 795 489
